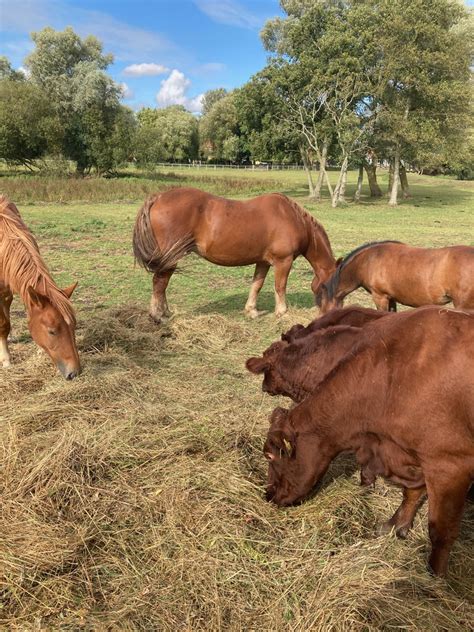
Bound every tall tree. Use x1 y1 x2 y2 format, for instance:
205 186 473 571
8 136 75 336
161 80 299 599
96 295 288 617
24 27 125 174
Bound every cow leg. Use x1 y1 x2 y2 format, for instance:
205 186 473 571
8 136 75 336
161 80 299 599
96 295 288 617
426 476 470 577
0 288 13 368
273 257 293 317
245 262 270 319
379 486 426 538
150 267 176 324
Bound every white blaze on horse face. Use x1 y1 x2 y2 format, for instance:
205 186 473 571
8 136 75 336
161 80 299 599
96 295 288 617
0 337 11 367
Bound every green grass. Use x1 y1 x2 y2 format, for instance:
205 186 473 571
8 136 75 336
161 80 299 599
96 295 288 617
1 169 473 630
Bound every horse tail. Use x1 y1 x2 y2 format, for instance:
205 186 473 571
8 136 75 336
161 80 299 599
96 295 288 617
133 194 194 274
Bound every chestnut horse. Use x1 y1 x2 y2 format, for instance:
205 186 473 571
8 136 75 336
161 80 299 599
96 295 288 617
133 187 335 321
316 240 474 313
263 306 474 577
0 196 80 379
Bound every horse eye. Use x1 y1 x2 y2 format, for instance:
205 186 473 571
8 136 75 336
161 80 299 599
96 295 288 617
48 329 57 336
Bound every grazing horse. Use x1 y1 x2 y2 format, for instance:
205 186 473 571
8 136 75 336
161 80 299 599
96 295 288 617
133 187 335 321
316 240 474 313
0 196 80 379
263 306 474 577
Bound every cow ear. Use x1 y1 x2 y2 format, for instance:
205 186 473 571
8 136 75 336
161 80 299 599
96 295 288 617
281 324 304 342
27 286 49 309
268 407 296 457
246 356 269 374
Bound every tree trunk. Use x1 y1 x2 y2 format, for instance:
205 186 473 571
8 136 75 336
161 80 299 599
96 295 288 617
363 160 382 197
388 160 394 194
301 146 315 197
399 162 411 199
388 149 400 206
331 155 348 208
339 164 348 201
314 141 328 202
353 164 364 201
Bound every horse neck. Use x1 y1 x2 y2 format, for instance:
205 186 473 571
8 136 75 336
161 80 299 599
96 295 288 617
0 216 64 317
304 221 336 282
334 260 362 300
293 343 385 449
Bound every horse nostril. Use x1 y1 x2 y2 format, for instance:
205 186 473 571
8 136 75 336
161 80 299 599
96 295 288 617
66 370 78 380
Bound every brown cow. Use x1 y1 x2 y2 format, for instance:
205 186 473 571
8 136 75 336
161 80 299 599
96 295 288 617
247 307 389 402
281 305 388 343
263 306 474 577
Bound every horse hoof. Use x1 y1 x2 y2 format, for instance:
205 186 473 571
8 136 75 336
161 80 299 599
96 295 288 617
245 308 259 319
2 359 11 368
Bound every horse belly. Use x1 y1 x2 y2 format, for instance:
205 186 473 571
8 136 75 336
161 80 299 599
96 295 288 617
194 215 292 266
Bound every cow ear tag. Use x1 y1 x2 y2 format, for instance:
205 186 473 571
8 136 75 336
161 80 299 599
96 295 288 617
283 438 293 457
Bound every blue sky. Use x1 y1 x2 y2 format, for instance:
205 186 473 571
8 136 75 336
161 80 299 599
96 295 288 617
0 0 283 112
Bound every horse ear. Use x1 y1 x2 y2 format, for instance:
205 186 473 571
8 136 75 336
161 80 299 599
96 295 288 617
246 356 269 374
27 286 49 309
61 282 78 299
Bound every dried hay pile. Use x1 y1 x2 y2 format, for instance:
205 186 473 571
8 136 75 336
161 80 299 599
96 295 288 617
1 306 473 630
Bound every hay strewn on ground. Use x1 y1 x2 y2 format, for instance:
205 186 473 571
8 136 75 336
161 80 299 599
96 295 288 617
1 306 473 630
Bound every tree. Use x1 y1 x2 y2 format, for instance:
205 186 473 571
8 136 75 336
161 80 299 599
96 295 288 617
199 93 243 162
0 80 60 167
369 0 473 204
235 68 302 166
201 88 227 116
0 56 25 82
135 106 198 165
24 27 126 174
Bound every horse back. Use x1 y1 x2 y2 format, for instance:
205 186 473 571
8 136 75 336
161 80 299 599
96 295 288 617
148 188 311 265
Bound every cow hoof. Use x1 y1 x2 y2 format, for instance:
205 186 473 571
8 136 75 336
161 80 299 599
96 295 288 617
395 526 410 540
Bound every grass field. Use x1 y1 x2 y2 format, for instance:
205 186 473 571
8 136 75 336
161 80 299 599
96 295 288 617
1 168 473 629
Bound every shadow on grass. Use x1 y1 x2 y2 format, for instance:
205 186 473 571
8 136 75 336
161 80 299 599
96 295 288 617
196 291 315 316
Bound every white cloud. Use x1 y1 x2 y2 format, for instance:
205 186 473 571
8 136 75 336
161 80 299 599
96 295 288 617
123 63 170 77
119 82 134 99
194 0 261 29
156 69 204 113
17 65 30 78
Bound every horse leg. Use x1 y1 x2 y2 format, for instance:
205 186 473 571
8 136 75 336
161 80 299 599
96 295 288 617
388 298 397 312
371 292 390 311
425 475 470 577
378 486 427 538
0 288 13 368
273 257 293 317
150 267 176 324
245 262 270 319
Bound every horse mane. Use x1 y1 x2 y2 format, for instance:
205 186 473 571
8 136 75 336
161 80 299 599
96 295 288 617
274 193 334 257
0 195 76 325
325 240 403 300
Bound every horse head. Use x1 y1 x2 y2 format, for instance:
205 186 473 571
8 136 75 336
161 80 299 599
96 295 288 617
27 283 81 380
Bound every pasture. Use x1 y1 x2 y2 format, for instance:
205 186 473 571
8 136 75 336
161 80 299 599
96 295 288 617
1 167 473 630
